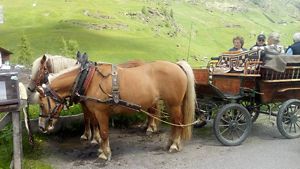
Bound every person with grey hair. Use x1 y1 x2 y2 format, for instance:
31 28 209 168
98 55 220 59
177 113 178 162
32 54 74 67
286 32 300 55
251 32 284 62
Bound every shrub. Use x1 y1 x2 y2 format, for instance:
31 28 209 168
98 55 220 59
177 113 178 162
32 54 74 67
60 37 79 58
17 34 33 66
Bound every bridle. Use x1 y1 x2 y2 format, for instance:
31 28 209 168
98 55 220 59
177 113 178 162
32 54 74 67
38 85 66 120
28 61 50 92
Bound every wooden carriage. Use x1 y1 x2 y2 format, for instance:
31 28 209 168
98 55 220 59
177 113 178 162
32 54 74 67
193 51 300 146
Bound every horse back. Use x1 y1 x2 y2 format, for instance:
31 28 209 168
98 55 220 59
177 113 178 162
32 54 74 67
117 61 188 105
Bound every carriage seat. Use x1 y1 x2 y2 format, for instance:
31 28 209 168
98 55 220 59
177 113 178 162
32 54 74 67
263 55 300 72
211 50 261 76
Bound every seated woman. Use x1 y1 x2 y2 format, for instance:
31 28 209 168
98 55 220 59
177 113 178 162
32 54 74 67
228 36 247 52
251 32 284 62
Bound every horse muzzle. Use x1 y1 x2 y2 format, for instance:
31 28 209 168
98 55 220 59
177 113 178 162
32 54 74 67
38 117 48 133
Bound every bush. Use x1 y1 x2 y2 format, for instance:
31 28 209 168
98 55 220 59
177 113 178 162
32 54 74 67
17 34 33 66
141 6 148 15
60 37 79 58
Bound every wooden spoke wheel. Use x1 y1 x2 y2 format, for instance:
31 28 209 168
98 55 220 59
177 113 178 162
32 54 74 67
277 99 300 139
213 103 252 146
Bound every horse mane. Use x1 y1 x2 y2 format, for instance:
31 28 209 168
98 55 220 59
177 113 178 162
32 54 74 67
48 65 80 83
48 55 77 73
31 54 77 80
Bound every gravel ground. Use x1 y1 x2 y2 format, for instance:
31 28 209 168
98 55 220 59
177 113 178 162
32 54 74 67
38 115 300 169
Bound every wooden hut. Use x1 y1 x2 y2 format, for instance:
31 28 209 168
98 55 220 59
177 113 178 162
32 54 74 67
0 47 13 66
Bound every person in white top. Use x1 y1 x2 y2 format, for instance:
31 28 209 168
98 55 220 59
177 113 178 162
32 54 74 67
251 32 285 62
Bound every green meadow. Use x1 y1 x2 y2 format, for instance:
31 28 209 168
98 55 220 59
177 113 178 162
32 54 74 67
0 0 299 67
0 0 300 168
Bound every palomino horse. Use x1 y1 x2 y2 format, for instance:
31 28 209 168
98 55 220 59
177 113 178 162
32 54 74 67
29 54 159 143
27 54 102 142
37 60 196 160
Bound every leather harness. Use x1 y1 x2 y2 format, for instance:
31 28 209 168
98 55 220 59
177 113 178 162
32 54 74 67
41 61 142 121
74 63 141 111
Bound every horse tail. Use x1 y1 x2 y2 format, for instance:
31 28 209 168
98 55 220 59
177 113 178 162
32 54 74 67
177 61 196 141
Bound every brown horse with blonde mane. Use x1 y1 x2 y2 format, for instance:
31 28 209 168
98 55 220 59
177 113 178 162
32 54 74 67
37 60 196 160
29 55 159 144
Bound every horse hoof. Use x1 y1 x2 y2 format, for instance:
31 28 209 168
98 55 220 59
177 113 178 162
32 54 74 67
98 153 108 160
90 139 98 145
146 129 154 135
98 152 111 161
80 135 88 140
168 144 179 153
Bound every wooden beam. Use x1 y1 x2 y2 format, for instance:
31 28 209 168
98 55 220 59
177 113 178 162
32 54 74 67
263 79 300 83
278 87 300 93
12 111 22 169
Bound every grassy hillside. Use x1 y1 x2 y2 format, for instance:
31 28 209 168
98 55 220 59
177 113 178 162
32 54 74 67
0 0 299 67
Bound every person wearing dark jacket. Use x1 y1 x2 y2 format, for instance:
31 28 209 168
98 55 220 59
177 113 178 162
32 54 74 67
250 34 266 50
286 32 300 55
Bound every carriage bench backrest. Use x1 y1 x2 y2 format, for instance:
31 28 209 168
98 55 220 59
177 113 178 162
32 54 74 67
261 55 300 82
211 50 261 75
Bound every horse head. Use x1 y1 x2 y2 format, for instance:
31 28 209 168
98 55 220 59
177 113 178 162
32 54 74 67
36 65 80 133
28 54 49 94
36 84 66 133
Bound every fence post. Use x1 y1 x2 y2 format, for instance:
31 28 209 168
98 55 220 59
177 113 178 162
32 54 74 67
12 111 22 169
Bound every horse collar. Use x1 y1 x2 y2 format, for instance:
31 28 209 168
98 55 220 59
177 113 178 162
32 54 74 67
70 63 96 104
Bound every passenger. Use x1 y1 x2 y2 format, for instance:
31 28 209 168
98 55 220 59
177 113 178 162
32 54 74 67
252 32 284 62
228 36 247 52
252 32 284 55
250 34 266 50
286 32 300 55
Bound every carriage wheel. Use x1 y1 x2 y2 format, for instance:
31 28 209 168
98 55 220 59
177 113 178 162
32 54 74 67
240 100 260 122
277 99 300 139
213 103 252 146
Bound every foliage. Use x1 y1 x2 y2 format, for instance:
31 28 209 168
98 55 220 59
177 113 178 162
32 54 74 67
111 113 147 128
60 104 82 116
141 6 148 15
22 134 52 169
0 124 53 168
0 125 13 168
28 104 40 118
0 0 298 67
16 34 33 66
60 37 79 58
170 9 173 18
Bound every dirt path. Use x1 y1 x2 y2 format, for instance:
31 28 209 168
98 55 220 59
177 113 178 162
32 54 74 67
37 116 300 169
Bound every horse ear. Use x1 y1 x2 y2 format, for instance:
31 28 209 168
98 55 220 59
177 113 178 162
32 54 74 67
41 55 47 64
77 51 81 58
83 53 88 61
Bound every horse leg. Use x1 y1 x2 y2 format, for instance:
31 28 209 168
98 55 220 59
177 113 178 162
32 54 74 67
167 106 183 153
91 114 101 145
80 105 92 141
95 111 111 160
146 103 160 135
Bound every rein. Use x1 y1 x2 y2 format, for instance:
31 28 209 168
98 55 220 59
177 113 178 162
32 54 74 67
39 85 66 119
